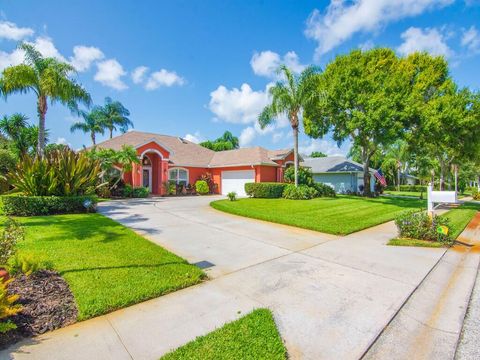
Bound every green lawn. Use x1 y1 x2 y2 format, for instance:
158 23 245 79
3 213 205 320
384 191 424 198
211 195 425 235
387 202 480 247
161 309 287 360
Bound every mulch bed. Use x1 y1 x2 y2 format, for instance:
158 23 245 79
0 270 78 349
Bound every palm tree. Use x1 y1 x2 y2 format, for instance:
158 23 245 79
95 97 132 138
70 110 105 145
15 125 48 156
259 65 321 186
0 43 91 156
382 140 411 191
0 113 28 140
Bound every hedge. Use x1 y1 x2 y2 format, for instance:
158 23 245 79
1 195 98 216
385 185 427 192
245 182 287 198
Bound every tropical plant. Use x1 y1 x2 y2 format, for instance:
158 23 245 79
0 113 45 157
0 113 28 140
0 149 16 193
8 254 40 276
259 65 322 186
71 110 106 145
0 218 23 264
195 180 209 195
94 97 132 138
0 43 91 156
283 166 314 186
0 279 22 334
200 131 239 151
5 147 102 196
227 191 237 201
381 140 412 191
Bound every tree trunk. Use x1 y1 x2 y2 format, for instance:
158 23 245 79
91 132 96 145
397 165 401 192
439 160 446 191
37 95 47 157
109 127 113 139
293 126 299 187
363 151 372 197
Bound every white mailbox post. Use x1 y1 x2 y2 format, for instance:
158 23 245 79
427 183 457 216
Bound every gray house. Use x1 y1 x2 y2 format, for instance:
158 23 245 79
301 156 375 194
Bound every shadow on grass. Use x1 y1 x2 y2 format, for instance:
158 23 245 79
59 261 191 275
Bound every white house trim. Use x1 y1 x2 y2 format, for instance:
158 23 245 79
139 148 164 160
169 167 189 184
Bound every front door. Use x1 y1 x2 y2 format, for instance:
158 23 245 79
142 168 152 192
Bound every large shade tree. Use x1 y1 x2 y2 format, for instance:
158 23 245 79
0 43 91 156
259 65 323 186
306 48 410 196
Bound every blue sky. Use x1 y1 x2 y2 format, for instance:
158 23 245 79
1 0 479 155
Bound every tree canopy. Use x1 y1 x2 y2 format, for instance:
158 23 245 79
200 131 239 151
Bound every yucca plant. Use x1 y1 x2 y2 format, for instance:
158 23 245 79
5 148 103 196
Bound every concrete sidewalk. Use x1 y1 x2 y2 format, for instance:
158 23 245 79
1 197 451 360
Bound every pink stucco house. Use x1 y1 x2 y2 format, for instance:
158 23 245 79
95 131 295 196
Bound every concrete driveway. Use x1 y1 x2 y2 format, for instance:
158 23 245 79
3 196 449 360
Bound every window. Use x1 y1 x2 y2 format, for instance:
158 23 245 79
169 168 188 185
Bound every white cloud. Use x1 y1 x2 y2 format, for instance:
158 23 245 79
184 132 204 144
0 48 24 71
94 59 128 90
0 20 34 40
29 36 66 62
359 40 375 51
305 0 453 58
299 138 350 157
239 126 257 147
397 27 452 57
131 66 149 84
55 137 71 146
70 46 104 72
461 26 480 54
208 83 270 124
250 50 305 78
144 69 185 90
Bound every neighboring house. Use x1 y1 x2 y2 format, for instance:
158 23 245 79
301 156 376 194
402 173 419 185
95 131 295 196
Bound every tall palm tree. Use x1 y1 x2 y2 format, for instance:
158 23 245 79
259 65 321 186
70 110 105 145
15 125 48 157
0 113 28 140
95 97 132 138
0 43 91 156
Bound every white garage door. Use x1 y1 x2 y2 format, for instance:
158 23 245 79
221 170 255 196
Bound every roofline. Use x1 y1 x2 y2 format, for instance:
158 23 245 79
134 138 175 155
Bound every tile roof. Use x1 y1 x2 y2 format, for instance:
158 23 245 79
94 131 290 168
302 156 374 173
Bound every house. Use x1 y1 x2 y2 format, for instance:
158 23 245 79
95 131 295 196
301 156 376 194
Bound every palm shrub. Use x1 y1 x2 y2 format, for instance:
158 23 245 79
5 148 103 196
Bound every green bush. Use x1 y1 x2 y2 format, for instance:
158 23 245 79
7 254 40 276
0 149 16 194
195 180 209 195
227 191 237 201
395 210 453 244
312 182 336 197
282 184 318 200
0 218 24 264
5 148 102 196
0 279 22 334
284 166 314 186
122 185 150 198
385 185 427 192
244 182 287 198
472 187 480 200
0 195 97 216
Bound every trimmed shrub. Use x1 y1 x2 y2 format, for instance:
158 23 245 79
283 166 314 186
313 182 336 197
122 185 150 198
472 187 480 200
227 191 237 201
385 185 427 192
195 180 209 195
282 184 318 200
245 182 287 198
0 195 97 216
395 210 453 244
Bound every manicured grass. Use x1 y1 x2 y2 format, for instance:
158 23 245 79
211 195 425 235
387 202 480 247
388 238 446 248
384 191 424 198
2 214 204 320
442 202 480 239
161 309 287 360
